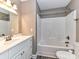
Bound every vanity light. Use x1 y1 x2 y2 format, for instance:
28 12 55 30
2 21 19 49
0 0 17 15
12 4 17 10
6 0 11 4
4 0 17 10
6 0 12 7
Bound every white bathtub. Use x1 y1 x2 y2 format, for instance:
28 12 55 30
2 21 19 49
37 40 74 58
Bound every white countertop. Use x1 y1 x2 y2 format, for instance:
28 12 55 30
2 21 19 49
0 35 32 54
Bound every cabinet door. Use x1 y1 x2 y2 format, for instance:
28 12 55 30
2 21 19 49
26 48 32 59
15 54 22 59
11 51 22 59
0 51 9 59
24 39 32 59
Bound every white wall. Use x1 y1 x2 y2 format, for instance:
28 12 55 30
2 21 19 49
20 0 36 35
37 14 41 43
0 20 10 36
40 17 66 42
67 0 79 42
66 11 76 45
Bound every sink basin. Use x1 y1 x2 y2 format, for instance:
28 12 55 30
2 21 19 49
0 40 5 47
0 35 31 48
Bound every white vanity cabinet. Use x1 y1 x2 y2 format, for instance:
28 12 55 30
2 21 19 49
9 37 32 59
0 51 9 59
0 37 32 59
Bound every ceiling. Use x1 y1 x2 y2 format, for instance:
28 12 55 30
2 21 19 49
37 0 71 10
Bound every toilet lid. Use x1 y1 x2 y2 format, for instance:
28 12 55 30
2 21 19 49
56 51 75 59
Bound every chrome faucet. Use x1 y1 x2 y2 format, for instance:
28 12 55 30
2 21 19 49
6 35 12 41
65 42 69 44
65 36 70 47
65 41 69 47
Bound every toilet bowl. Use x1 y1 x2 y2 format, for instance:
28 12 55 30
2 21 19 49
56 51 75 59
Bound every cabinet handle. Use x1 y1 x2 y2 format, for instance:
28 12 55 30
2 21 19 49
21 51 25 56
23 51 24 54
21 53 23 56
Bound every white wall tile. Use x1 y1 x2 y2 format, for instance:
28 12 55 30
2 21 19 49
40 17 66 42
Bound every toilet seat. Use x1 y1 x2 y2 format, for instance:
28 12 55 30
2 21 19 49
56 51 75 59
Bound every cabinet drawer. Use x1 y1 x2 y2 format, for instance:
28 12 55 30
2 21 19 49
0 51 9 59
9 41 25 59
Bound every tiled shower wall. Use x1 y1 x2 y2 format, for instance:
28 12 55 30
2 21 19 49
37 11 76 46
40 17 66 42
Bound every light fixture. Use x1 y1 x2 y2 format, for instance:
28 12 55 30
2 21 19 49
6 0 12 6
0 0 17 14
13 4 17 10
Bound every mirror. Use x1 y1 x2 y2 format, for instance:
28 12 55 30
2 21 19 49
0 7 11 36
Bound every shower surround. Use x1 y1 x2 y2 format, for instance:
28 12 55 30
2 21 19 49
37 11 76 58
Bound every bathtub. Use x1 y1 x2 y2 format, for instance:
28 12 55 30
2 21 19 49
37 40 74 58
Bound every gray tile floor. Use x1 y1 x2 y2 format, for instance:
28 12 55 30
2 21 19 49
37 56 58 59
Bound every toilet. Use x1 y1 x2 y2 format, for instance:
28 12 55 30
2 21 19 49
56 51 75 59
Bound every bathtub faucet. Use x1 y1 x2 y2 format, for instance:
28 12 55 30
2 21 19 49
66 36 70 40
65 42 69 44
65 41 69 47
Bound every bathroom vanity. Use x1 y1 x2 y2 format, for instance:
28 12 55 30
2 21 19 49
0 1 33 59
0 35 32 59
